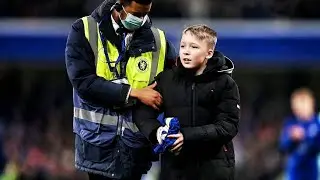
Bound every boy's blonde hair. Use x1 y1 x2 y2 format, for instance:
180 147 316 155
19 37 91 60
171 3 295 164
291 87 314 100
182 24 218 48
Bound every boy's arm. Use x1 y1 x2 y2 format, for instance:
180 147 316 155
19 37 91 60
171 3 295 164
133 76 164 144
133 102 162 144
180 77 240 145
295 122 320 156
279 121 298 153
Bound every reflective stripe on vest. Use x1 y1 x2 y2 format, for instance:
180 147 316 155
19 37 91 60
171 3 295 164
150 27 161 84
83 16 98 66
74 107 140 133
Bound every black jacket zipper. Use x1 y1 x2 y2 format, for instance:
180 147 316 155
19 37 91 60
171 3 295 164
191 83 196 126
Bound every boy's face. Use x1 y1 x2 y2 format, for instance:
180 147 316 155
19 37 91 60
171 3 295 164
291 93 314 121
179 31 214 70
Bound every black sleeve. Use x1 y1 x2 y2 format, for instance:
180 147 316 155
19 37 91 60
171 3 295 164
65 19 130 107
181 77 240 144
133 74 164 144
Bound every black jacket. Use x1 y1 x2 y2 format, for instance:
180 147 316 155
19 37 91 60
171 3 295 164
134 51 240 180
65 0 176 108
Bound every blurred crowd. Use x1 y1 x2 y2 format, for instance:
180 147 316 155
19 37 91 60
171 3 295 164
0 65 319 180
0 0 320 19
0 67 85 180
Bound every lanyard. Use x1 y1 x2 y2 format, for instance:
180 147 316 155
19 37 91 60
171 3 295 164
99 30 126 79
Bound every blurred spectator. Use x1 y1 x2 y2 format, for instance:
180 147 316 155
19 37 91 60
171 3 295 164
279 88 320 180
178 0 211 18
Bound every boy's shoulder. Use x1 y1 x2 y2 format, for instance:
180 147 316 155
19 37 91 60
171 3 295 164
282 116 298 126
213 73 238 90
156 67 178 81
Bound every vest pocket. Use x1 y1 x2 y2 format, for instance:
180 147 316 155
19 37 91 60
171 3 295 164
75 107 117 147
80 135 116 163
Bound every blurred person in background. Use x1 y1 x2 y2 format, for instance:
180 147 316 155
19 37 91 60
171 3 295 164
279 88 320 180
65 0 177 179
134 24 240 180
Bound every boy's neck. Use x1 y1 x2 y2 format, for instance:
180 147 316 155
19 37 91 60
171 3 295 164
195 64 207 76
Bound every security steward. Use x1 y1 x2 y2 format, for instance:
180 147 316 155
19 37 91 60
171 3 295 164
65 0 177 179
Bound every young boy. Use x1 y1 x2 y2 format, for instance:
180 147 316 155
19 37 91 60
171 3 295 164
279 88 320 180
133 24 240 180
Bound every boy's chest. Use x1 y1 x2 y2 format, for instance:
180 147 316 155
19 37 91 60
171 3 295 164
161 81 220 108
295 120 320 139
304 122 319 139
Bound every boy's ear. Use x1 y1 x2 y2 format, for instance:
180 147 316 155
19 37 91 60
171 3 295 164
206 49 214 59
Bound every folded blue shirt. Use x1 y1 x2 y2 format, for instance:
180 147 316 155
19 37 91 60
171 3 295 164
154 117 180 154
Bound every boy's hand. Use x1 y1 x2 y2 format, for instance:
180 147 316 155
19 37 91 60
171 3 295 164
130 82 162 110
168 132 184 155
290 125 305 141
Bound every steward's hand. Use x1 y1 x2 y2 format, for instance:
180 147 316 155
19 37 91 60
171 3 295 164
130 82 162 110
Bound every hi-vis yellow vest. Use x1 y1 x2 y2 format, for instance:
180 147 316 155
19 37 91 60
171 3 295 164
81 16 166 89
